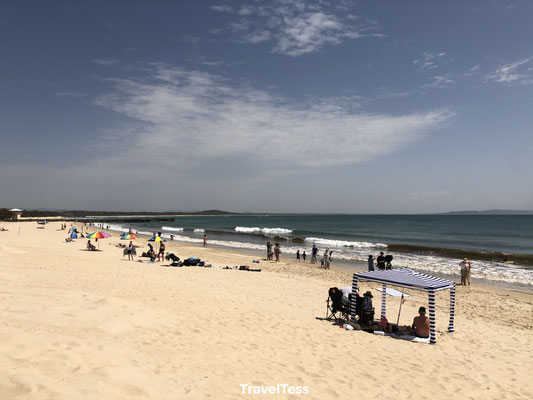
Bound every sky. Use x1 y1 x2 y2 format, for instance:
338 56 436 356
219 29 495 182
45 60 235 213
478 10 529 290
0 0 532 213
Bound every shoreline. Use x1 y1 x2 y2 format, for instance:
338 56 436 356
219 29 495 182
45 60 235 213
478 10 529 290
95 223 533 295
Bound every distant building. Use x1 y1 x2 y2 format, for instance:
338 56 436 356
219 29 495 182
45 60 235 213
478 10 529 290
9 208 23 221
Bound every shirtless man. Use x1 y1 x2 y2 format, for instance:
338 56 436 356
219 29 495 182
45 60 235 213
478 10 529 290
412 306 430 338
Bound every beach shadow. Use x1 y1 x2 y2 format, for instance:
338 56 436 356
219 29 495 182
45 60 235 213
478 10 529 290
79 249 103 252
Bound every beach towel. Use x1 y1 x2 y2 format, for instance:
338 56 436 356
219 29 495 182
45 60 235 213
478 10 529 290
373 330 430 343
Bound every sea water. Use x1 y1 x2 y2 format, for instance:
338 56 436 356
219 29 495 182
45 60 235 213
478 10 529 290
98 214 533 288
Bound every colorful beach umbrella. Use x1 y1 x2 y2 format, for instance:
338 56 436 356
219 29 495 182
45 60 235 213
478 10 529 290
86 232 111 239
121 233 137 240
148 236 166 242
86 231 110 249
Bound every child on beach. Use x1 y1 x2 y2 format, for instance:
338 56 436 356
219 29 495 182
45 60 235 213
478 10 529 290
296 250 300 261
302 251 306 262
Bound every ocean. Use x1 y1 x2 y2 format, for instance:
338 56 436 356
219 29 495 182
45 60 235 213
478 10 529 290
98 214 533 288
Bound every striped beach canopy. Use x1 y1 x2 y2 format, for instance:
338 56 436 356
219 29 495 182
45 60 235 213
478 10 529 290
351 268 456 345
354 269 455 292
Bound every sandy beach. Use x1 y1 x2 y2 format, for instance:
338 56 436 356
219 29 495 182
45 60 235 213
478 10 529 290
1 221 532 399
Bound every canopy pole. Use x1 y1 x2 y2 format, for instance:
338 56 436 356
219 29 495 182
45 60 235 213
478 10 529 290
381 284 387 319
448 284 455 333
428 289 436 345
396 293 404 325
351 274 359 322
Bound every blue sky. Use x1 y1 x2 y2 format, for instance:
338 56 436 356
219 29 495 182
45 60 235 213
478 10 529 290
1 0 532 213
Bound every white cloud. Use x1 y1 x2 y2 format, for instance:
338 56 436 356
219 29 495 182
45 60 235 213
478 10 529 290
210 5 233 13
413 52 448 71
422 75 455 89
241 30 272 44
210 0 383 56
93 64 453 176
93 58 118 66
485 58 532 86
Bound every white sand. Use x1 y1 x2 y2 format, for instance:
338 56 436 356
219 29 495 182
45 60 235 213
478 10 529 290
0 221 532 399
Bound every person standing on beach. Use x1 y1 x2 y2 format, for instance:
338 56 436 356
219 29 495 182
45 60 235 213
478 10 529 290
157 241 165 262
203 234 207 247
311 244 318 264
321 248 329 269
326 250 333 269
127 241 135 261
296 250 300 262
377 252 386 270
274 243 281 262
368 255 375 271
459 258 471 286
302 251 306 262
266 242 272 260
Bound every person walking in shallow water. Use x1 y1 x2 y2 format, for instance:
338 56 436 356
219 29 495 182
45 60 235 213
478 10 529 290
459 258 471 286
203 234 207 247
296 250 300 262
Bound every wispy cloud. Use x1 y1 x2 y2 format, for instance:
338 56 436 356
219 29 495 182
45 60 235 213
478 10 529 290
465 64 480 77
210 0 383 56
413 52 447 71
93 58 118 66
210 5 233 13
93 64 453 177
422 75 455 89
485 58 532 86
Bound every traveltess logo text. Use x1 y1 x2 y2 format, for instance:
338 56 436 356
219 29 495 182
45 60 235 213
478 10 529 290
240 384 310 395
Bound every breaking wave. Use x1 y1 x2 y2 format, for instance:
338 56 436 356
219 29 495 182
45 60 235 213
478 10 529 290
304 237 387 249
162 226 184 232
235 226 293 236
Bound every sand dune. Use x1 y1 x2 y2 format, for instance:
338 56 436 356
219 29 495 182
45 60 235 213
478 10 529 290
0 221 532 399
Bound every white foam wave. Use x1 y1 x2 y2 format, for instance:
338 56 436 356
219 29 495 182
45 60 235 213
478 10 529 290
304 237 387 248
235 226 261 234
194 228 205 233
234 226 293 236
162 226 184 232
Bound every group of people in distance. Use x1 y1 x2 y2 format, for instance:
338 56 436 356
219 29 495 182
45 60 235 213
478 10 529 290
266 243 333 268
367 252 393 271
266 242 281 262
298 244 333 269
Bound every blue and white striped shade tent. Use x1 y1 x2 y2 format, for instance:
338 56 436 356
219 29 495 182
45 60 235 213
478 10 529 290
350 269 456 345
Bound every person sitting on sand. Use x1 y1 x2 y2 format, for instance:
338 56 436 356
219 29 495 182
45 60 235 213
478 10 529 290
412 307 430 338
87 240 96 251
147 243 156 261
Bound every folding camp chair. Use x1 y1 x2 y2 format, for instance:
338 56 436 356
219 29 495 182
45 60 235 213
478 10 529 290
326 287 350 322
